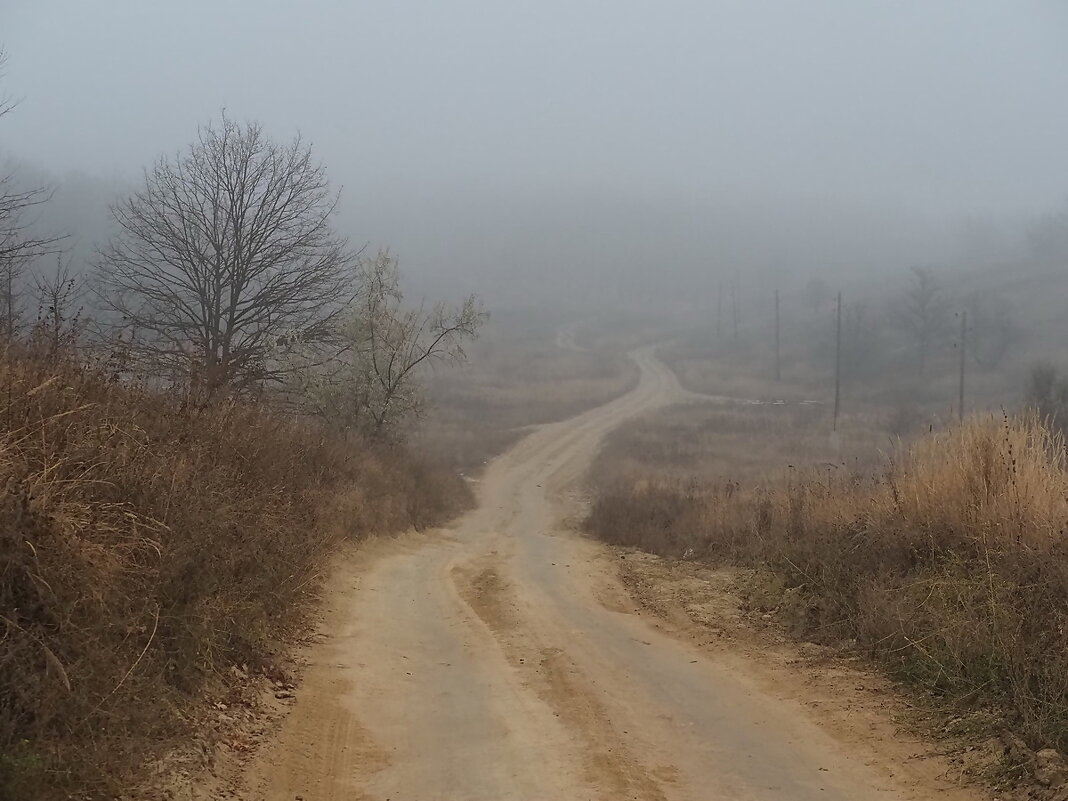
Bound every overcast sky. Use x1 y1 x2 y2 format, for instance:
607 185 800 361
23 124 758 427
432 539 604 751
3 2 1067 304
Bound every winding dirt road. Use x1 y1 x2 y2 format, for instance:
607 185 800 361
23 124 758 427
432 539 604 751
242 349 982 801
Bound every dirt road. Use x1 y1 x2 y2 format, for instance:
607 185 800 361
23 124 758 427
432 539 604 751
243 348 982 801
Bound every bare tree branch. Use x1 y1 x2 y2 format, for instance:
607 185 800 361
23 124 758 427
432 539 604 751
293 251 486 436
0 49 65 340
31 254 85 358
94 114 358 396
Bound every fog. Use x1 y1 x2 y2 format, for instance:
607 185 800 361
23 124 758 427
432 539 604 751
3 2 1068 308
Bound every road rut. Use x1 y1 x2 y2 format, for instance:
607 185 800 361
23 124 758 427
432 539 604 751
243 348 982 801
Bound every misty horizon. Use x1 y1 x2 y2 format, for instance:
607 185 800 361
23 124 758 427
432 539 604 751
3 2 1068 305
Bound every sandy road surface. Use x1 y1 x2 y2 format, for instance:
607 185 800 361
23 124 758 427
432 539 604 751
243 349 982 801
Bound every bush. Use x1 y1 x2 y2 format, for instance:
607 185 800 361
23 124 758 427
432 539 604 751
587 415 1068 750
0 351 468 799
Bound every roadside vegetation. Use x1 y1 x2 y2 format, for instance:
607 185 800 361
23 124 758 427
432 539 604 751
588 366 1068 763
1 64 477 799
0 57 638 796
0 347 468 800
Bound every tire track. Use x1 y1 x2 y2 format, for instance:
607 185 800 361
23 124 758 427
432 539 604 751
451 553 667 801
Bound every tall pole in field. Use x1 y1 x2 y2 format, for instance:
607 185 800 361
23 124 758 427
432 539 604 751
774 289 781 382
730 276 739 347
716 281 723 339
833 291 842 432
958 310 967 422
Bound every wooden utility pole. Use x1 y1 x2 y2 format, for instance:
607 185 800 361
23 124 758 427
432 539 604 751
774 289 781 382
730 276 739 347
958 310 967 422
833 291 842 431
716 281 723 338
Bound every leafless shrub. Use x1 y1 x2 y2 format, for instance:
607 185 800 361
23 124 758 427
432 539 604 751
294 251 486 437
30 255 85 358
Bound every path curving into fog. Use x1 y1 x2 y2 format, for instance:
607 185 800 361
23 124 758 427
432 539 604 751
242 348 981 801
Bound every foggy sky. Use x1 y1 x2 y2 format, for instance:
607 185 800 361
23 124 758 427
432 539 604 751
3 2 1068 305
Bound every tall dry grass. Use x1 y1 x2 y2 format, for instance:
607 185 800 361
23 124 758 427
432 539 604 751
588 414 1068 751
0 351 468 800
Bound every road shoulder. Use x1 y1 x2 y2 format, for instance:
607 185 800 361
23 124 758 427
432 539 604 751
607 546 1000 801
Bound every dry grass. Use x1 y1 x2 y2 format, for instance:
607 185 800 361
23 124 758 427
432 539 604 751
658 327 1024 424
0 351 468 800
417 323 638 474
588 413 1068 752
589 400 885 489
660 346 820 403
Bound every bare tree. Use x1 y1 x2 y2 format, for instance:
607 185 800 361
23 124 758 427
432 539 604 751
31 255 84 358
300 251 485 436
95 115 356 396
895 267 950 375
0 49 62 341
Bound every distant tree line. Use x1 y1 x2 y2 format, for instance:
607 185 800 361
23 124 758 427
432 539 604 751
779 267 1020 392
